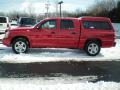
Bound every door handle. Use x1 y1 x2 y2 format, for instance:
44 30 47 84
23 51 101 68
71 32 76 34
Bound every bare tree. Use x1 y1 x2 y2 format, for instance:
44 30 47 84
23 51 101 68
54 0 59 17
27 3 35 17
87 0 118 16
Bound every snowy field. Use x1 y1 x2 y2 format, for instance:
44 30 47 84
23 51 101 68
0 80 119 90
113 23 120 37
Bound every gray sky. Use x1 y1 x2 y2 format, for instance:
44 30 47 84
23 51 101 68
0 0 96 14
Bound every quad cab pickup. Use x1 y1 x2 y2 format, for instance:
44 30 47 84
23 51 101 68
2 17 116 56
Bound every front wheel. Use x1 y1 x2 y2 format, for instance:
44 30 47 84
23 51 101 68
85 41 101 56
12 38 29 54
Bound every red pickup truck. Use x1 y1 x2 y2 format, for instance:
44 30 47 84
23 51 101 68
2 17 116 56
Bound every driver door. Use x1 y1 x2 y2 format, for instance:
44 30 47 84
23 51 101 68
31 19 58 47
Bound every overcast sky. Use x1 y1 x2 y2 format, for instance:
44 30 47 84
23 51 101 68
0 0 96 14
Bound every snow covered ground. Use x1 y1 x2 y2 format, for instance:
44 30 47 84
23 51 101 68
0 80 120 90
113 23 120 37
0 39 119 63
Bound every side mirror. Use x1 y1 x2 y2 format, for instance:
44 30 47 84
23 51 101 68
36 26 42 30
36 26 39 29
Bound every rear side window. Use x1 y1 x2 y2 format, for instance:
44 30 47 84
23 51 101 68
60 20 74 30
0 17 6 23
83 21 112 30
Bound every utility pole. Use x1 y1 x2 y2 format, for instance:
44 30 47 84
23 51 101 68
45 0 50 17
58 1 63 17
55 0 58 17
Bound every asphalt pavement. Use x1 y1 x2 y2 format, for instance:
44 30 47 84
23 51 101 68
0 61 120 82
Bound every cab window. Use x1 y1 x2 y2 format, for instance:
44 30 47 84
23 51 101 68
41 20 56 29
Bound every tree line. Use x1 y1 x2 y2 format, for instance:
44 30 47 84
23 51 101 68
65 0 120 23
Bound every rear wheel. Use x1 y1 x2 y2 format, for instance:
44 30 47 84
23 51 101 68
85 41 101 56
12 38 29 54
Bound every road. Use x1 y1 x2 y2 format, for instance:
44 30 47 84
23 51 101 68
0 61 120 82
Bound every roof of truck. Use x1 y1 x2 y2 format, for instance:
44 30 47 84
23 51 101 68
44 16 111 21
78 16 111 21
45 17 78 20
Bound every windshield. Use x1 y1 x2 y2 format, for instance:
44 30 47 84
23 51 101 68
32 19 43 28
19 18 37 26
0 17 6 23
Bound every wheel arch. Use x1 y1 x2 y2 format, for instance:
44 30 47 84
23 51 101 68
11 36 30 47
84 38 102 49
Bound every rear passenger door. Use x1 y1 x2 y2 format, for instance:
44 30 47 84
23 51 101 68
57 19 80 48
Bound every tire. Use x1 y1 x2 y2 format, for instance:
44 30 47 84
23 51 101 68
12 38 29 54
85 41 101 56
